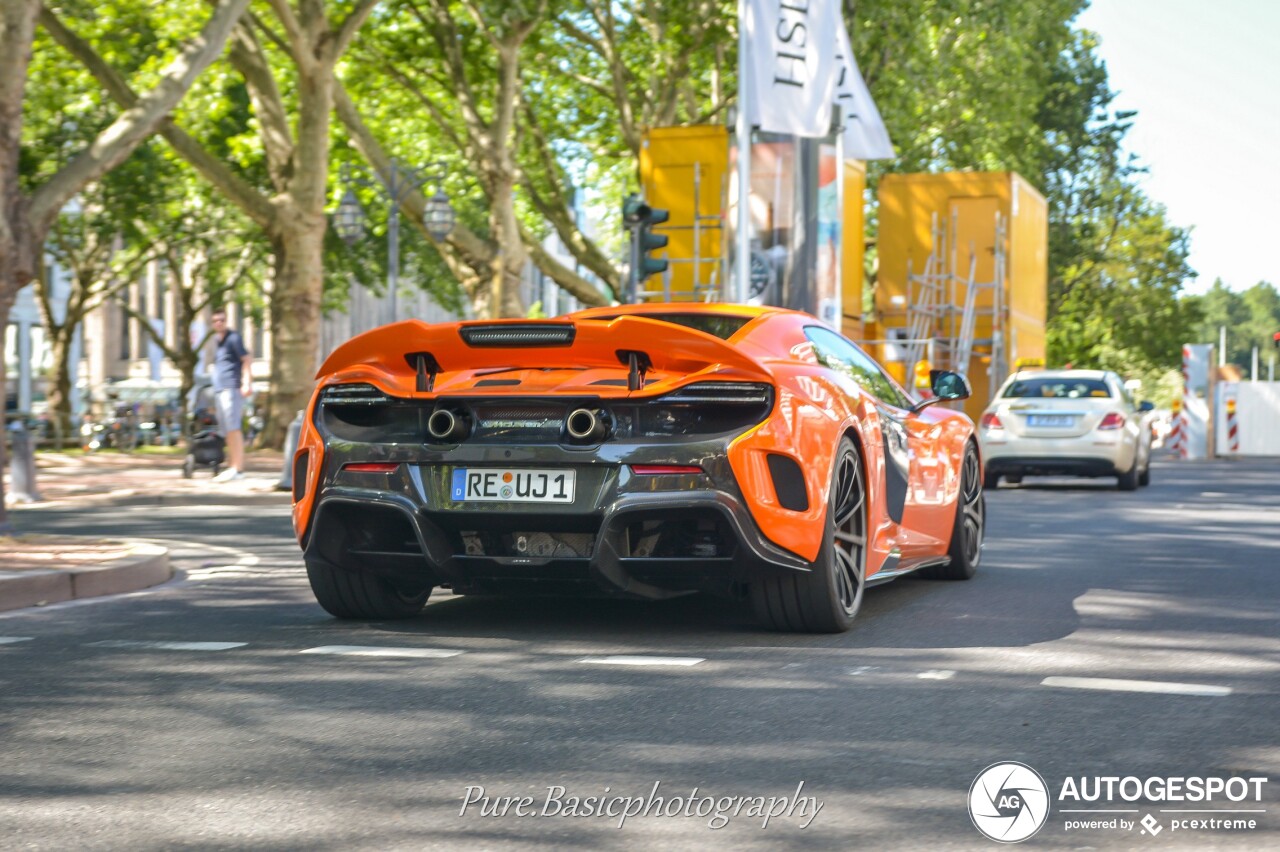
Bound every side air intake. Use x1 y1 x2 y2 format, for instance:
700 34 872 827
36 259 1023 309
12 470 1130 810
766 453 809 512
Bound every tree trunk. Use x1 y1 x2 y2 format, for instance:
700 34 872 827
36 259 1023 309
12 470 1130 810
490 178 527 319
45 322 76 440
176 352 198 439
0 286 15 530
262 220 324 446
0 0 39 529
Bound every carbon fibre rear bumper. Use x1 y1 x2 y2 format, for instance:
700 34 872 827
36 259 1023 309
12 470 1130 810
301 444 811 600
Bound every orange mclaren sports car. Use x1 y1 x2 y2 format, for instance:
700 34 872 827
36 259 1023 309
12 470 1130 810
291 303 984 632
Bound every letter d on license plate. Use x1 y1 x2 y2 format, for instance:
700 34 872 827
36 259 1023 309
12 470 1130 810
450 468 576 503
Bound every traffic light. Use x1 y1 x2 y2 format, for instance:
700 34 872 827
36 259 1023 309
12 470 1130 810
622 193 669 298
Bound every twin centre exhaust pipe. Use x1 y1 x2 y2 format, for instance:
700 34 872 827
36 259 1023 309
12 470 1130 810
566 408 609 443
427 408 470 442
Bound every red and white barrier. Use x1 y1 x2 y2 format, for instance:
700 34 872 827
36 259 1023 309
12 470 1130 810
1225 396 1239 453
1167 400 1183 455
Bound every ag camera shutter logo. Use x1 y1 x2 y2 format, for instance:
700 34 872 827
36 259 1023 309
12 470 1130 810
969 762 1050 843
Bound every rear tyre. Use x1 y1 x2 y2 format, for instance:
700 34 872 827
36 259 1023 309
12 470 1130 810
923 443 984 580
1117 462 1139 491
1138 463 1151 487
751 437 865 633
1004 474 1023 485
983 471 1000 490
306 560 432 619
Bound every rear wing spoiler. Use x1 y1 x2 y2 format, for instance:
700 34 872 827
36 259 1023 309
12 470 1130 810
315 316 773 392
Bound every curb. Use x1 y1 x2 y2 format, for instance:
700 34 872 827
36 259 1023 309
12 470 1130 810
0 542 172 613
91 489 291 508
9 485 291 510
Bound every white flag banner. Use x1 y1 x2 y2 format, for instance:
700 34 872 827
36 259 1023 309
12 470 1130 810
834 19 894 159
743 0 841 138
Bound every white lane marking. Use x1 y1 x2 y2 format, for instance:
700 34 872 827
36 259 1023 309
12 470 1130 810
0 636 34 645
579 655 704 667
88 640 247 651
184 541 263 578
299 645 463 659
1042 676 1232 697
918 670 956 680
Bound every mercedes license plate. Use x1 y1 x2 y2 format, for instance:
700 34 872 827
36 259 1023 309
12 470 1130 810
451 468 576 503
1027 415 1073 427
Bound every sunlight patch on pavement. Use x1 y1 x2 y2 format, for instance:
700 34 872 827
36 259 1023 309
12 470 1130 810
1042 676 1231 697
579 655 705 667
299 645 463 658
88 640 247 651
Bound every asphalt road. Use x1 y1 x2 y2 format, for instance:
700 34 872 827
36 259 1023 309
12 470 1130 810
2 459 1277 850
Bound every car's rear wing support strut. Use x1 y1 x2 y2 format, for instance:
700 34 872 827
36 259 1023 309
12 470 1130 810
406 352 441 392
618 350 651 391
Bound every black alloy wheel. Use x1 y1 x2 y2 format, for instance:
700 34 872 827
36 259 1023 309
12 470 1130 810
752 437 866 632
924 442 984 580
830 442 867 618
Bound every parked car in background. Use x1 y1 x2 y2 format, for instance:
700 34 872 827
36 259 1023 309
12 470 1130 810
291 304 985 633
978 368 1154 491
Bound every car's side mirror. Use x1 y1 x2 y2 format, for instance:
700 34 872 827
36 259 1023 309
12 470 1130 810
911 370 971 413
1138 401 1155 412
931 370 971 401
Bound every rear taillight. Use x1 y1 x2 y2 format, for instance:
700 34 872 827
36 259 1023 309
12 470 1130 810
626 382 774 437
1097 412 1126 430
980 413 1003 430
342 462 399 473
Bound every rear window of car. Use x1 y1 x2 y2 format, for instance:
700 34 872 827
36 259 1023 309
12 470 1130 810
588 314 751 340
1001 377 1113 399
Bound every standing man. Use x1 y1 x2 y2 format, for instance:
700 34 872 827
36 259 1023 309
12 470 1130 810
210 308 253 482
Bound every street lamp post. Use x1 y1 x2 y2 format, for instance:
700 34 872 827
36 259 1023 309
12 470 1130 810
332 159 455 323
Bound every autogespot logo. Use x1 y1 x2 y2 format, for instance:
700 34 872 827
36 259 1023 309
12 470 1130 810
969 762 1051 843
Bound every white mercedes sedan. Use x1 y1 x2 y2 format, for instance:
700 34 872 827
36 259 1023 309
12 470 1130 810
978 369 1154 491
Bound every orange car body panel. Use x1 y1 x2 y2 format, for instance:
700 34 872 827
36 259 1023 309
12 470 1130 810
292 303 975 579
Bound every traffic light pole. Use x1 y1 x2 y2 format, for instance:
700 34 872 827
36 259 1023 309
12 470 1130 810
626 227 640 303
734 0 752 305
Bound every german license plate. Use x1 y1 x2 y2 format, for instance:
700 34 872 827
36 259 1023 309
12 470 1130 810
1027 415 1073 427
451 468 576 503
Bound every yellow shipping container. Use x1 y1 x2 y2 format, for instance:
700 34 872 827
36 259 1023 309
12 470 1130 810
876 171 1047 419
639 126 730 300
640 126 868 327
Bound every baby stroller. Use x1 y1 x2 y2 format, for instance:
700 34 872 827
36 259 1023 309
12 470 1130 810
183 403 226 478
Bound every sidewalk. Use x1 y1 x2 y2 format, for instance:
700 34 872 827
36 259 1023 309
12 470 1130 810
6 449 291 508
1 450 292 613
